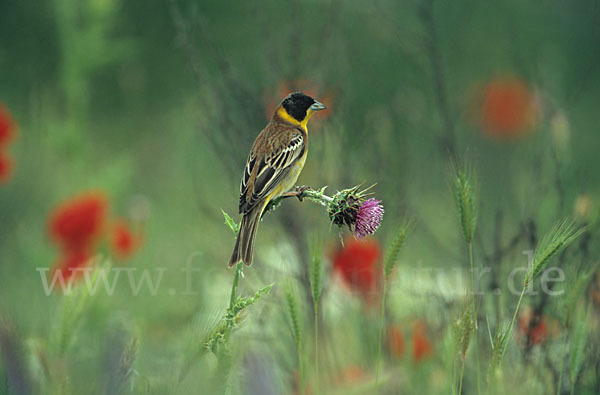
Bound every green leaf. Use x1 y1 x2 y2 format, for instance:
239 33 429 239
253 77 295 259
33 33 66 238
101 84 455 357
53 258 105 354
569 308 589 387
204 283 274 353
231 283 274 314
221 209 240 236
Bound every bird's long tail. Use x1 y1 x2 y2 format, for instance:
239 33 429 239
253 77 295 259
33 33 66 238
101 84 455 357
228 201 267 267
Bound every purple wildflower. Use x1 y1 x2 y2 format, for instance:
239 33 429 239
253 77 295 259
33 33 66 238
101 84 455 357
353 198 384 238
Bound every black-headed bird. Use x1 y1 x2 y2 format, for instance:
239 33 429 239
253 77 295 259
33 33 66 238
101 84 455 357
229 92 326 267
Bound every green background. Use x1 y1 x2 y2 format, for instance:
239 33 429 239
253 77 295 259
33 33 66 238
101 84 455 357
1 0 599 393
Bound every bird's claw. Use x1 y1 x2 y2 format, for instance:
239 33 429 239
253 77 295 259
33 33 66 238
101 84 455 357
294 185 311 201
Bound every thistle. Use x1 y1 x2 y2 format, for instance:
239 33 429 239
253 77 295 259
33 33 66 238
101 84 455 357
328 185 384 237
266 184 384 239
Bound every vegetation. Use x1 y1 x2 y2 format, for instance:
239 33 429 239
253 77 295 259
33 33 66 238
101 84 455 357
1 1 599 394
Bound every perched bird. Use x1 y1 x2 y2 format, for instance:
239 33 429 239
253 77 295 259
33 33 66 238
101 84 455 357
229 92 327 267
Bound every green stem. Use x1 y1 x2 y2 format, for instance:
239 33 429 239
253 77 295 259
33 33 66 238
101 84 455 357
501 283 527 362
452 356 457 395
375 277 387 387
314 306 319 395
301 188 333 207
556 329 568 395
229 262 243 309
458 357 466 395
264 187 332 216
298 344 305 395
222 262 244 342
469 242 481 394
570 379 575 395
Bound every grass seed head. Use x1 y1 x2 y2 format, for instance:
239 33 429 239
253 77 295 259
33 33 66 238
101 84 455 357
383 218 415 278
527 218 585 284
450 159 479 243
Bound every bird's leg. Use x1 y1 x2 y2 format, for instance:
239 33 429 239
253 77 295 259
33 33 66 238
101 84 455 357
282 185 312 201
264 186 315 216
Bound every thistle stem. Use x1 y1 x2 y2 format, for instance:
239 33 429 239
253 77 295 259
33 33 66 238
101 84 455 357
300 188 333 206
229 262 243 309
266 187 333 213
375 277 388 387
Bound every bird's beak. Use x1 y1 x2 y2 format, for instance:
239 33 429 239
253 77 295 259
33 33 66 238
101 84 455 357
310 101 327 111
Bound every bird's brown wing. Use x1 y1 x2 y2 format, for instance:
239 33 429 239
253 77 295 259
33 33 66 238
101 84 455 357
239 125 305 214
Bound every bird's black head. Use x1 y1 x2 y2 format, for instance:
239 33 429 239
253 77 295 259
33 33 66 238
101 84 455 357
281 92 317 122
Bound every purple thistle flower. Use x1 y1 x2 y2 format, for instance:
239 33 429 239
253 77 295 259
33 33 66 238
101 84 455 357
353 198 384 238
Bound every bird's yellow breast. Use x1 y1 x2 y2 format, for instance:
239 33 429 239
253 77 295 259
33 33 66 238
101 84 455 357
268 147 308 200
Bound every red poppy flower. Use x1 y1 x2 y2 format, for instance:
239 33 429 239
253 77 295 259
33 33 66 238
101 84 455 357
50 249 91 283
110 219 141 259
387 324 405 358
477 76 538 140
48 192 108 251
0 154 14 185
0 104 16 148
517 312 548 346
412 320 433 363
332 237 381 298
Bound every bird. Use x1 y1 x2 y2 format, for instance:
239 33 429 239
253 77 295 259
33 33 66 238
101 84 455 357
229 92 327 267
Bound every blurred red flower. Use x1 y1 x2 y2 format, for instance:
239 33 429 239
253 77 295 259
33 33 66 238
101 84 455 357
110 219 142 259
387 324 405 358
0 104 17 148
0 154 14 185
517 311 548 346
477 76 538 140
332 237 381 298
412 320 433 363
591 272 600 307
335 365 368 386
51 249 91 283
292 370 312 395
48 192 109 252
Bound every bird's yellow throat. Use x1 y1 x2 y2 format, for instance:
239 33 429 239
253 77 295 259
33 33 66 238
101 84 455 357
277 106 315 131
